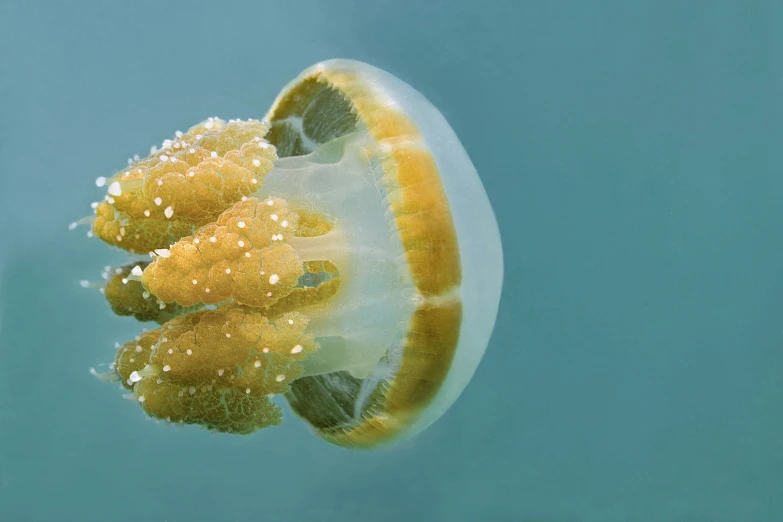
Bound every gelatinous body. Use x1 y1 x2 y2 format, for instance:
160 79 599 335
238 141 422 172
81 60 503 448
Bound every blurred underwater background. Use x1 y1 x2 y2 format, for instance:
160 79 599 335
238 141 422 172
1 1 783 521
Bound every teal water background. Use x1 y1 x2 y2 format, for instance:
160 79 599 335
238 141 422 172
1 2 783 521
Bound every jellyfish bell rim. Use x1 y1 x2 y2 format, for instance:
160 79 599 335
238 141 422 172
266 59 504 447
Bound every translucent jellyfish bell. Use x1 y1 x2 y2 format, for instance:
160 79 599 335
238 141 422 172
81 59 503 448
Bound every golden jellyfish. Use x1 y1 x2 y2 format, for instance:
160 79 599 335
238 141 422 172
78 59 503 448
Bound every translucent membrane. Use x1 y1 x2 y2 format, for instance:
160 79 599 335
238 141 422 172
258 133 417 380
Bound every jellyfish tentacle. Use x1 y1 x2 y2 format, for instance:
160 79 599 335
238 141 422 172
68 215 96 230
106 303 318 434
139 197 304 309
98 262 202 323
89 367 122 382
90 118 278 253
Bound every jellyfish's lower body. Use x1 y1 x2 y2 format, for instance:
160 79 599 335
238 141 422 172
89 129 424 436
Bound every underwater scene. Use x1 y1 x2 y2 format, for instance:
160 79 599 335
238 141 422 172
1 1 782 521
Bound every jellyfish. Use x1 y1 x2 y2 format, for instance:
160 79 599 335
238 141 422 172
79 59 503 448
